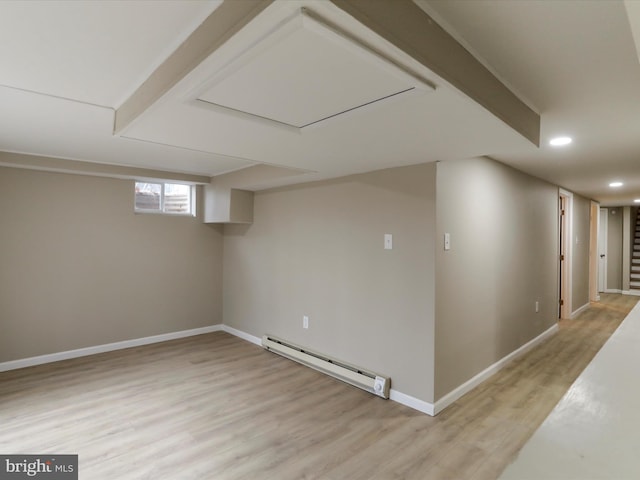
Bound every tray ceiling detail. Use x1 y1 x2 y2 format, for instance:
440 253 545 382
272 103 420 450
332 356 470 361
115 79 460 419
2 1 639 203
191 9 434 130
111 0 537 191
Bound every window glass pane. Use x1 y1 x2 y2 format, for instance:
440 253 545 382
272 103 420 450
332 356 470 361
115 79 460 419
163 184 191 214
135 182 161 210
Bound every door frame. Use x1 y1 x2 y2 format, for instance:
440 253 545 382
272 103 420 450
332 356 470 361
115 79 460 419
559 189 573 319
598 207 608 293
589 201 600 302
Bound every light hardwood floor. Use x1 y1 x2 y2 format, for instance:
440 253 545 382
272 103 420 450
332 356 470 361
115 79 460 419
1 294 636 479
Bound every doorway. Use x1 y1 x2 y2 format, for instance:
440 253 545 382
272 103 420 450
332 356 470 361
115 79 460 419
559 189 573 319
598 208 608 292
589 201 600 302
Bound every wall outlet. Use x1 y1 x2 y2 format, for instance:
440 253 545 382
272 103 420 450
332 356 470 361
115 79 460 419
535 301 539 313
303 315 309 329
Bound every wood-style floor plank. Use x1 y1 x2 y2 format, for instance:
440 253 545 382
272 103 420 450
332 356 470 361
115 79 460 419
0 294 636 479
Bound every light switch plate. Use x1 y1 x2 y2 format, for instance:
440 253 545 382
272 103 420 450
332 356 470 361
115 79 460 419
384 234 392 250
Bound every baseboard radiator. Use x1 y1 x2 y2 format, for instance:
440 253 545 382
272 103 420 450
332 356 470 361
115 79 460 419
262 335 390 398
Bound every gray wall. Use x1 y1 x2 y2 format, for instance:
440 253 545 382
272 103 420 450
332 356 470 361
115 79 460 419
572 194 591 312
223 163 437 402
607 207 623 290
0 166 223 362
434 157 559 400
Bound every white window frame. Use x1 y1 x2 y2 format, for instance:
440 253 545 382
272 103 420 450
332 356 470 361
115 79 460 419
134 181 196 216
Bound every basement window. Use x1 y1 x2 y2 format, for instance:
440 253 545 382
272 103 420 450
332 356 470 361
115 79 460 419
134 182 194 216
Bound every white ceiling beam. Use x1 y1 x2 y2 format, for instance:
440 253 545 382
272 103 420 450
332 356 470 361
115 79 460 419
115 0 275 135
329 0 540 146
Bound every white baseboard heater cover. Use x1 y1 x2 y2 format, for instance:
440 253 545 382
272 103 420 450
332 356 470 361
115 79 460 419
262 335 390 398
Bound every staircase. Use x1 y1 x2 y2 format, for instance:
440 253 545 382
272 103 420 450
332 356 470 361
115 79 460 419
632 209 640 290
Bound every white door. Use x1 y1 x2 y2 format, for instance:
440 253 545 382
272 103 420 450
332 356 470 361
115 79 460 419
598 208 608 292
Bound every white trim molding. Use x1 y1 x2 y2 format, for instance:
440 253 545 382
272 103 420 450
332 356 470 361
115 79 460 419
571 302 591 319
433 323 559 415
559 188 574 320
605 289 623 294
220 324 559 417
599 207 608 293
0 325 223 373
623 290 640 297
221 325 261 345
223 325 439 415
389 389 435 416
0 322 557 419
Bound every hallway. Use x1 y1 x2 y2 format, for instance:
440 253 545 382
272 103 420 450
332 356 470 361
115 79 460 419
501 294 640 478
436 293 638 479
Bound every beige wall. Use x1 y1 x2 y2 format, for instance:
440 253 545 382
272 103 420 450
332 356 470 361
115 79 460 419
607 207 623 290
1 156 586 410
434 157 559 400
572 194 591 311
223 163 437 402
0 166 223 362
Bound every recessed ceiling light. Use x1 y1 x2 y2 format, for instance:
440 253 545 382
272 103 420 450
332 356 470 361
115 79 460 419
634 199 640 203
549 136 572 146
609 182 623 188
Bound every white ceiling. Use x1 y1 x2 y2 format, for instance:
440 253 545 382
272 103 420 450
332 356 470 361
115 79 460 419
194 11 433 129
0 0 221 107
117 0 532 189
1 0 639 205
419 0 640 206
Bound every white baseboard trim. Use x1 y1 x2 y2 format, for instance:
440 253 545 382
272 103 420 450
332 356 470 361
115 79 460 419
622 290 640 297
605 289 622 294
221 325 262 346
389 389 435 416
2 322 555 419
0 324 223 373
571 302 590 319
221 325 438 416
433 323 559 415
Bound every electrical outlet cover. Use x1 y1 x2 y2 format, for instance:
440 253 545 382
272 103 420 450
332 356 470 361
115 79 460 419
373 376 387 397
